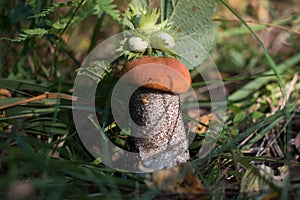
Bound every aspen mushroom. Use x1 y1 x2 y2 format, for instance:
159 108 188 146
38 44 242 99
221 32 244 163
121 56 191 170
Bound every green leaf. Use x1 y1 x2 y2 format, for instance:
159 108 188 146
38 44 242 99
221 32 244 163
233 111 246 125
169 0 218 69
67 0 122 28
94 0 121 23
1 28 49 42
22 28 49 36
174 37 211 70
170 0 218 51
231 127 239 136
28 2 66 19
252 111 265 121
52 18 70 30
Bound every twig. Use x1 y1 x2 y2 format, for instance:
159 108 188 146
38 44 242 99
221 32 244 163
0 92 78 110
213 17 300 35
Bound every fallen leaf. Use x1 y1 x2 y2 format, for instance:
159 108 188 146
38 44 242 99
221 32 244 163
0 88 11 98
240 164 288 197
197 113 212 135
145 163 208 199
8 180 37 199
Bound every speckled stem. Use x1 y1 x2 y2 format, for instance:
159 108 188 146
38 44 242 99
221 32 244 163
129 87 189 170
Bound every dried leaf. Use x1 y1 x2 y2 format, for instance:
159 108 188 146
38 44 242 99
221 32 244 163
0 88 11 98
240 164 288 196
9 180 37 199
294 133 300 153
198 113 212 134
145 163 208 199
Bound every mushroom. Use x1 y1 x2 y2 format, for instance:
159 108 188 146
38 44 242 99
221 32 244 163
121 56 191 170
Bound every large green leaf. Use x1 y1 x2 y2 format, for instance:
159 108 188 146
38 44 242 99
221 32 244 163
169 0 217 52
167 0 218 69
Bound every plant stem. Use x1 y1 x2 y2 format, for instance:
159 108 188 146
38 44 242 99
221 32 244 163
88 12 106 53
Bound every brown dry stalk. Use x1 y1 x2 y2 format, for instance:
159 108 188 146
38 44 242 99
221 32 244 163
0 92 78 110
213 18 300 35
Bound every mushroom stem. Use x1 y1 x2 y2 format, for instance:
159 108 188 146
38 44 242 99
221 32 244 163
129 87 189 170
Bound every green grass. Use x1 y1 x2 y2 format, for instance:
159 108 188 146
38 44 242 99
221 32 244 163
1 0 300 199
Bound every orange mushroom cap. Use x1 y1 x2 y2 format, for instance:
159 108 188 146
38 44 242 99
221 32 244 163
121 56 191 93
